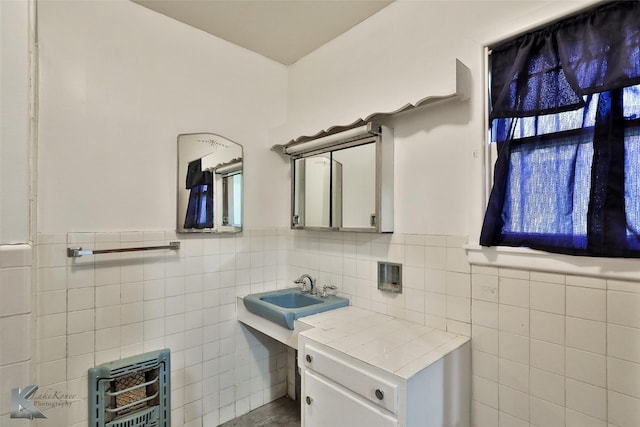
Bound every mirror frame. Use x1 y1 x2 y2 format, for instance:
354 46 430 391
176 132 243 234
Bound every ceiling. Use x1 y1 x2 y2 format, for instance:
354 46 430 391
132 0 394 65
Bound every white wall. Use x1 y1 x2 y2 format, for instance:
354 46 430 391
284 2 640 427
286 0 599 237
0 2 33 424
30 1 640 427
286 0 481 236
0 0 31 244
37 0 287 233
34 1 291 426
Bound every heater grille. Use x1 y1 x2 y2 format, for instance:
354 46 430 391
89 349 170 427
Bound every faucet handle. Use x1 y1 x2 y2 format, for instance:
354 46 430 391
321 285 338 298
296 279 310 293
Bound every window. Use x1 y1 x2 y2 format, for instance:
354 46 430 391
481 1 640 257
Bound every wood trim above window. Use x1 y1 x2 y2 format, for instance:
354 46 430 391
466 243 640 282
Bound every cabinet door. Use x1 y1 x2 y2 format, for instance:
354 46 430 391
303 370 397 427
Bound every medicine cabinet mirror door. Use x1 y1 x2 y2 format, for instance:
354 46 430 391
292 141 378 232
333 143 376 229
177 133 243 234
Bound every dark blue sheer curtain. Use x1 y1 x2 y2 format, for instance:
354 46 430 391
480 1 640 257
184 159 214 229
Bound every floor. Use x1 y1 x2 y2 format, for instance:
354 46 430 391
219 397 301 427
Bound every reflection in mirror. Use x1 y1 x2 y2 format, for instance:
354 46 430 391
294 146 374 229
292 158 304 227
333 143 375 228
220 164 242 227
293 148 369 230
177 133 243 233
293 154 342 228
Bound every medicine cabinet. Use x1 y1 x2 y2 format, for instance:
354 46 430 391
279 123 393 233
176 133 243 234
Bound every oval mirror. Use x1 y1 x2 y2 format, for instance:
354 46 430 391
177 133 243 233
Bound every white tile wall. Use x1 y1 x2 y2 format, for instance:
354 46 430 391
34 230 288 426
28 229 640 426
471 265 640 427
1 314 32 365
288 230 471 335
1 268 31 317
29 228 473 425
0 361 31 417
0 244 33 419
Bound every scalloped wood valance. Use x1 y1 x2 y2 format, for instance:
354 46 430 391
269 59 470 147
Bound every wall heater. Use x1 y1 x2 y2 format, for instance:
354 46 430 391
89 349 171 427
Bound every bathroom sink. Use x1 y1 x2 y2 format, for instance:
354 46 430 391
242 288 349 330
260 292 323 309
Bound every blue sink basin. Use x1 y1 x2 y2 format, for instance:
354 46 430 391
243 288 349 330
261 292 324 309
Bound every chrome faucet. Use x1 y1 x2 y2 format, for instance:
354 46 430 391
295 274 316 295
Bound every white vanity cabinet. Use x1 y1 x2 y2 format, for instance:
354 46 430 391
298 312 471 427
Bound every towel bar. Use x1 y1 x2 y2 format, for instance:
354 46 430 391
67 241 180 258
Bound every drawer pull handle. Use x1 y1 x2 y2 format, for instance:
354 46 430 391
306 396 313 405
375 389 384 400
306 354 313 363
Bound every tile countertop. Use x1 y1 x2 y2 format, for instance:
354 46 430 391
297 306 470 380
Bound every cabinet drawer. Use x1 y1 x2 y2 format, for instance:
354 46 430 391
303 343 398 414
304 370 397 427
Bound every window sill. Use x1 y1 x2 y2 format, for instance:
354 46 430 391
465 243 640 281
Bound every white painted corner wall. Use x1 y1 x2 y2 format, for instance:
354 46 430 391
0 0 30 244
34 0 601 238
36 0 289 234
0 1 33 424
5 1 636 427
285 0 601 238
